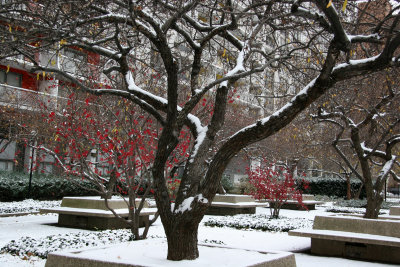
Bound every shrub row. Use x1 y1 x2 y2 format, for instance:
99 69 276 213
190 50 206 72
204 214 313 232
0 171 98 201
299 177 366 198
334 198 394 209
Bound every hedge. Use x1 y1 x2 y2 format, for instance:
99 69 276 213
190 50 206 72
299 177 366 198
0 171 98 201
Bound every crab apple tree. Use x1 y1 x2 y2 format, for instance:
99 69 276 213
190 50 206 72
38 92 164 239
2 0 400 261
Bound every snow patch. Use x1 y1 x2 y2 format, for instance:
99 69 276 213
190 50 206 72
175 194 208 214
334 54 380 71
378 155 396 178
175 196 195 213
220 45 247 87
125 71 168 105
230 78 316 139
189 126 208 163
347 33 380 42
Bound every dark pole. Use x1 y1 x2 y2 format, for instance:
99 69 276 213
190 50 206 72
384 178 387 202
28 144 34 198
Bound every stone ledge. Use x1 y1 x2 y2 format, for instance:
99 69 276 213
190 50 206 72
206 194 267 216
45 240 296 267
40 196 157 230
40 207 157 218
288 215 400 264
312 215 400 237
289 229 400 247
389 205 400 216
212 194 254 203
210 202 268 208
60 196 148 210
267 200 323 211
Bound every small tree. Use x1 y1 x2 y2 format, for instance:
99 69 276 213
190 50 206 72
36 92 163 239
248 163 307 218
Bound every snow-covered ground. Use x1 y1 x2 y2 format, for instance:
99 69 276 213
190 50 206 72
0 199 61 215
0 200 398 267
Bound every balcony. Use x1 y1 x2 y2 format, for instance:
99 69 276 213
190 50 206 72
0 83 63 112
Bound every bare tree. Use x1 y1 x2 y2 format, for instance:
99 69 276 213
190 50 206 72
314 71 400 218
1 0 400 260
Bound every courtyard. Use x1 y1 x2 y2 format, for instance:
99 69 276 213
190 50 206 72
0 198 398 266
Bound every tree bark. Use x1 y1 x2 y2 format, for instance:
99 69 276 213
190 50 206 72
346 175 351 200
166 221 200 260
354 183 363 200
364 194 383 219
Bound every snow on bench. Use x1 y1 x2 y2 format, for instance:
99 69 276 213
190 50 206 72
266 200 323 210
206 194 268 216
40 196 157 230
288 215 400 264
40 207 157 218
389 205 400 216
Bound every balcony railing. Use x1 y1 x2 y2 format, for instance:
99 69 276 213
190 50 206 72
0 84 64 112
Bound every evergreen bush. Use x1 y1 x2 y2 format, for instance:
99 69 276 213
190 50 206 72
299 177 366 198
0 171 98 201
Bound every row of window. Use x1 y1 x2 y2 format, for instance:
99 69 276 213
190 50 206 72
0 70 22 87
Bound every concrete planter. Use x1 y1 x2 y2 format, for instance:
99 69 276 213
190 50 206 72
389 205 400 216
40 196 156 230
289 215 400 264
45 240 296 267
206 194 267 216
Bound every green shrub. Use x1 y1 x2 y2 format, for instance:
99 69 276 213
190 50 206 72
221 174 234 193
334 198 394 209
0 171 98 201
228 177 255 195
204 214 313 232
299 177 366 198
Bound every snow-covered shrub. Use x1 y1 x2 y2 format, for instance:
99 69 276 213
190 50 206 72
0 199 61 214
0 230 135 259
334 199 393 209
204 214 313 232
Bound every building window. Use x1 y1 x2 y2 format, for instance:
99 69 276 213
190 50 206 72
63 48 86 62
0 70 22 87
60 48 86 74
0 161 14 171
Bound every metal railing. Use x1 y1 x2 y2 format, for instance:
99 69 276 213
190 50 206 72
0 84 65 112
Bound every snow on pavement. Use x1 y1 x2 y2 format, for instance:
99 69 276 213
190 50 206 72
0 203 396 266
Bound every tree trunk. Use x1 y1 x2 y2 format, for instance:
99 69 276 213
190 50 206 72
346 175 351 200
166 222 199 260
270 202 280 218
354 183 363 199
364 194 383 219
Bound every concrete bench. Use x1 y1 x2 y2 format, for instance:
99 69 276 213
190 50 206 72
40 196 157 230
389 205 400 216
289 215 400 264
206 194 268 216
267 200 323 210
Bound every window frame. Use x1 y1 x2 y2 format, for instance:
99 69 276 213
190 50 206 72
0 69 22 87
